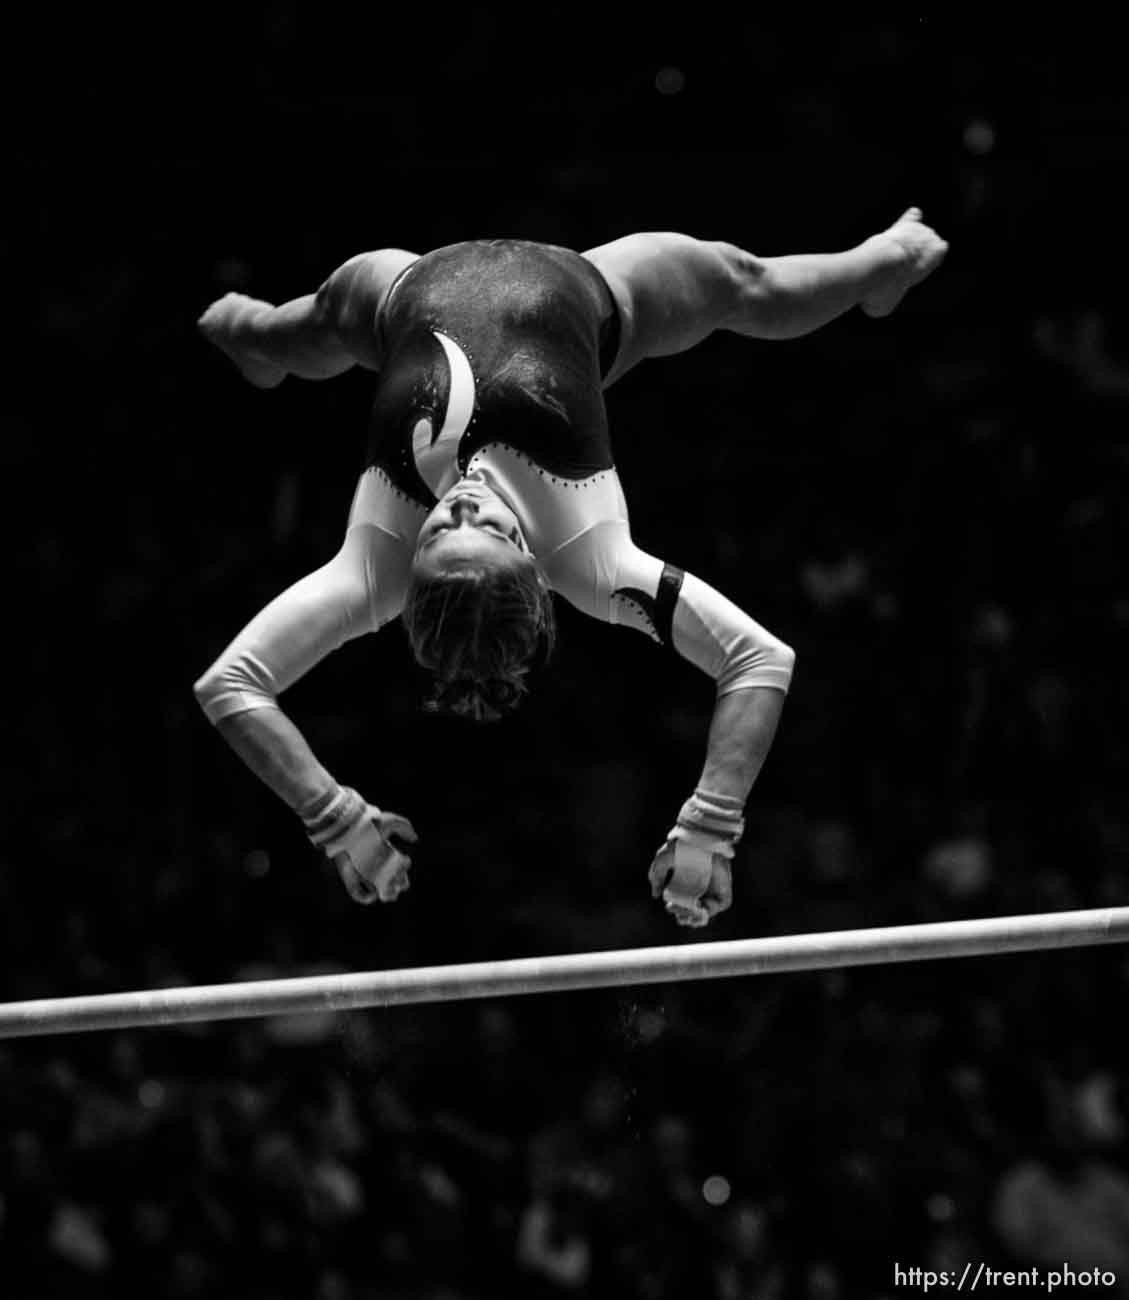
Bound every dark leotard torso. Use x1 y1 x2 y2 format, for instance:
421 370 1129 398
366 239 621 505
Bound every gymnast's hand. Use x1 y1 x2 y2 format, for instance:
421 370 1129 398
303 786 418 906
648 791 746 928
648 831 733 928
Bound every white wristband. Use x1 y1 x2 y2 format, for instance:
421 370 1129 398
676 789 745 844
303 785 369 853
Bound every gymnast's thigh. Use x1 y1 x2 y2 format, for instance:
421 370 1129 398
582 233 740 386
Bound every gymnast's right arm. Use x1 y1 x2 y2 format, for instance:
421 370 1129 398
192 527 418 905
197 248 419 388
550 526 795 927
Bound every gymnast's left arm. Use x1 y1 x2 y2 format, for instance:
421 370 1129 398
193 525 419 905
552 531 795 928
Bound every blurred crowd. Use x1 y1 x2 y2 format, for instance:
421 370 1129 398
7 14 1129 1299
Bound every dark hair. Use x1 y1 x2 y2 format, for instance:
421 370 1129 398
401 557 557 723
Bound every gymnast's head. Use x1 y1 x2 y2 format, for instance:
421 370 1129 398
403 475 556 723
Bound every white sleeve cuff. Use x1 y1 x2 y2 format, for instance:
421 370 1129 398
673 573 796 695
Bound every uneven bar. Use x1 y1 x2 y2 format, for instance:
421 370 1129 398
2 907 1128 1039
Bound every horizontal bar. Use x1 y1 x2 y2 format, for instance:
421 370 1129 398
2 906 1128 1040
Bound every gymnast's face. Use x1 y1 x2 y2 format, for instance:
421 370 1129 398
413 475 532 577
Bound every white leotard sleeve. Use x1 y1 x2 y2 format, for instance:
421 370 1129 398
546 520 795 695
194 468 425 722
193 524 413 723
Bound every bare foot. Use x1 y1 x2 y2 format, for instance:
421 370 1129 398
197 293 287 389
861 207 949 318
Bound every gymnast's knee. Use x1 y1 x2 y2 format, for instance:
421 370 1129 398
706 241 772 324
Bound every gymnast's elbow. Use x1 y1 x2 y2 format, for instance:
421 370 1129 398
194 652 282 728
192 663 256 726
192 667 224 723
716 635 796 697
765 637 797 693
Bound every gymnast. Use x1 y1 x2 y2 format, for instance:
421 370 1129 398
194 211 947 926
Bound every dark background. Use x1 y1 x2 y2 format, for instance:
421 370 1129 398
4 12 1129 1298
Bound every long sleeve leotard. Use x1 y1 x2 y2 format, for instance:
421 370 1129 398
195 238 794 719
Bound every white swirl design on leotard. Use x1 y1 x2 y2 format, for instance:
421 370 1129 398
411 331 476 497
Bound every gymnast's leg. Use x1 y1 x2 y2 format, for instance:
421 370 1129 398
197 248 419 388
584 209 947 383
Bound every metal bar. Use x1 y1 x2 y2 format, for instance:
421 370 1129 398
2 907 1127 1040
